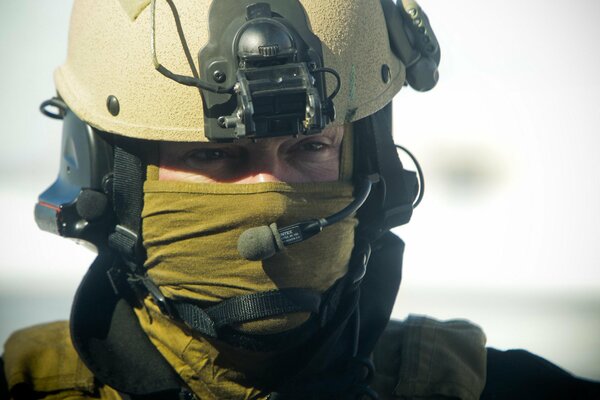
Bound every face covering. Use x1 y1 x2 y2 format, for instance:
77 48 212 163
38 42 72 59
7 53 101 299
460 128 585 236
136 179 357 399
135 129 356 397
142 179 357 333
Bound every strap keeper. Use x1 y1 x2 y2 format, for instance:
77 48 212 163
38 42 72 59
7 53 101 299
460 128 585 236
109 224 143 269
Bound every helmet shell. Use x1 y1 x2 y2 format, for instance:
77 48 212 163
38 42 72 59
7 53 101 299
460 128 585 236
55 0 405 142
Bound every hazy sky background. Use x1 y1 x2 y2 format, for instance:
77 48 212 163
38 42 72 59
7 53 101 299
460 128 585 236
1 1 599 380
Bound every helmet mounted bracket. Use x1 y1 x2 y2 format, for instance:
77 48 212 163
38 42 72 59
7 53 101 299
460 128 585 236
151 0 339 141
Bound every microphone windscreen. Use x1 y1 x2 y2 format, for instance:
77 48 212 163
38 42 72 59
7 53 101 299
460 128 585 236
76 189 108 221
237 225 278 261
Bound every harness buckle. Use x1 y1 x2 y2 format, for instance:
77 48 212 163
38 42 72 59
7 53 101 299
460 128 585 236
352 242 372 285
139 275 175 318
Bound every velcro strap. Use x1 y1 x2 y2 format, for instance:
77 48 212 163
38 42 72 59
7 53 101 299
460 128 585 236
171 288 322 337
109 143 145 267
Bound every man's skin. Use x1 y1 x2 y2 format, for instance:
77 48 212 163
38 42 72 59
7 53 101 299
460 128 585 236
158 125 344 183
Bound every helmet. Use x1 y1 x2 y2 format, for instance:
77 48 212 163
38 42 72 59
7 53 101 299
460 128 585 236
35 0 440 397
37 0 440 249
52 0 435 142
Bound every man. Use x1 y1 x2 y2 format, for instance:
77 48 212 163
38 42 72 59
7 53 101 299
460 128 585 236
2 0 599 399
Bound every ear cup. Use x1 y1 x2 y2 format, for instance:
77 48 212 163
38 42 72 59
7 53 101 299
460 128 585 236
35 105 114 250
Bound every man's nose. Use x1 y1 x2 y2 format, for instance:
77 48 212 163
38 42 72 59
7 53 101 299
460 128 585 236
249 172 282 183
239 149 287 183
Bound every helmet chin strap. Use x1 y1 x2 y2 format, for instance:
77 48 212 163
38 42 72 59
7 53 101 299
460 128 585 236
121 229 373 354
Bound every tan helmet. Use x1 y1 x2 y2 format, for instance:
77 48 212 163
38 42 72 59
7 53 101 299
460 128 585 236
55 0 407 142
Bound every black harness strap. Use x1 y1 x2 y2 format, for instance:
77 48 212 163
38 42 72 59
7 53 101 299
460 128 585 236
171 288 322 337
356 233 404 359
108 142 145 269
208 287 321 327
355 104 417 240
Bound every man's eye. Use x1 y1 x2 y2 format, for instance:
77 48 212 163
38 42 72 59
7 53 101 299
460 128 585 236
301 142 326 152
187 148 229 162
182 147 244 171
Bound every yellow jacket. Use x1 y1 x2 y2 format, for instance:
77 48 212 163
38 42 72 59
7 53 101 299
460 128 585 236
2 316 487 400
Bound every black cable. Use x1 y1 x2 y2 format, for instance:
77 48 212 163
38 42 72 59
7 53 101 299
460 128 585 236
155 65 234 94
151 0 233 94
324 174 379 227
395 144 425 208
312 67 342 101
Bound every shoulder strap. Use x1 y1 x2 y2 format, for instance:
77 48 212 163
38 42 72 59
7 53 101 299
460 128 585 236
357 232 405 359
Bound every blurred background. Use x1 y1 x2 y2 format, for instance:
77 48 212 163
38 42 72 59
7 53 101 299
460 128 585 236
1 0 599 380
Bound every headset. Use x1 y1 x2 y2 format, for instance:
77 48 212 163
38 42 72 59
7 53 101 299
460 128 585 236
36 98 114 252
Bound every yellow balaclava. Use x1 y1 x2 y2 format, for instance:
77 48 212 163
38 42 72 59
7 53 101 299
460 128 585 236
134 132 357 398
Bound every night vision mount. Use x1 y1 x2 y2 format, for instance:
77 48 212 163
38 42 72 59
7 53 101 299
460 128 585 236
152 0 339 141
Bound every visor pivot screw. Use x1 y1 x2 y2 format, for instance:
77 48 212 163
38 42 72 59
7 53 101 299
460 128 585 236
106 95 120 116
218 115 238 129
381 64 391 84
213 70 226 83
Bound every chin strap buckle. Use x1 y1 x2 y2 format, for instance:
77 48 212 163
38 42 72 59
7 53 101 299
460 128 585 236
131 274 175 318
351 241 372 286
142 275 174 318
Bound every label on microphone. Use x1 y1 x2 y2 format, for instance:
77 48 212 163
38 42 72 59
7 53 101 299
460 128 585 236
279 225 304 245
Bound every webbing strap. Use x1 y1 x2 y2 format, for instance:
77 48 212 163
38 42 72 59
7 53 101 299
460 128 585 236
355 104 416 238
370 104 414 225
108 143 145 268
171 288 322 337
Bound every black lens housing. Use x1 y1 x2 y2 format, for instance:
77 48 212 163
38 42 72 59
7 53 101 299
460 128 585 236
200 1 334 141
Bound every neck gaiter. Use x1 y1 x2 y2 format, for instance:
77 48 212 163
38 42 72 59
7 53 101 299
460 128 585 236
142 179 356 332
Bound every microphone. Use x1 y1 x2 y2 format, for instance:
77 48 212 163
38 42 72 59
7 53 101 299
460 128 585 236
237 174 379 261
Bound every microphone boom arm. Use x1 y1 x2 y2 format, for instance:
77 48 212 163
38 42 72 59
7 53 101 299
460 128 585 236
278 174 380 245
237 174 380 261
